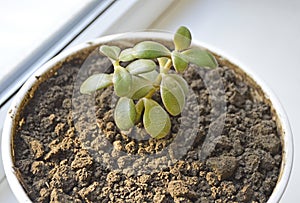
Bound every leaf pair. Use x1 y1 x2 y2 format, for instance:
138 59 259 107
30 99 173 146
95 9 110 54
172 48 218 72
100 42 170 63
79 67 132 97
80 59 158 98
120 41 171 62
172 26 218 72
114 97 171 139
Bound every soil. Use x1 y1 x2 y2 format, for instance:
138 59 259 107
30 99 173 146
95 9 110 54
13 43 282 203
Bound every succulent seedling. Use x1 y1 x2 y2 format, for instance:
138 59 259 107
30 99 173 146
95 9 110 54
80 26 218 139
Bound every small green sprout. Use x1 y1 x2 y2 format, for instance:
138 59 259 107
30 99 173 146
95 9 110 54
80 26 218 139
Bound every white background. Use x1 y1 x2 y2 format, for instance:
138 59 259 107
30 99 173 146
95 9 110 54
0 0 94 85
0 0 299 202
150 0 300 202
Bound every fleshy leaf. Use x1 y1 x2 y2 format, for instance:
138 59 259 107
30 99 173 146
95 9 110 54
160 74 185 116
80 73 113 94
174 26 192 51
139 70 159 83
168 74 189 96
114 97 136 131
182 48 218 68
119 48 136 62
126 59 156 75
143 98 171 139
99 45 121 61
133 41 171 59
171 51 188 73
128 75 154 99
113 66 132 97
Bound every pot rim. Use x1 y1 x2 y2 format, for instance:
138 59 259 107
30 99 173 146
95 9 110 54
1 31 293 203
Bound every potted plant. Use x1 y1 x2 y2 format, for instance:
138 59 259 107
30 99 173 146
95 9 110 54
2 26 293 203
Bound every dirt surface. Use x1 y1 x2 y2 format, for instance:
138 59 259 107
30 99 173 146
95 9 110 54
13 45 282 203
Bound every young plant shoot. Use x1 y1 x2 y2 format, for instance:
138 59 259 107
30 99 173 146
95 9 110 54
80 26 218 139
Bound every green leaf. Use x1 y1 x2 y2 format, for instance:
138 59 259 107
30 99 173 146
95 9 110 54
160 74 186 116
168 74 189 96
171 51 188 73
182 48 218 68
133 41 171 59
119 48 136 62
139 70 159 83
113 66 132 97
126 59 156 75
80 73 113 94
114 97 136 131
143 98 171 139
174 26 192 51
128 75 154 99
99 45 121 61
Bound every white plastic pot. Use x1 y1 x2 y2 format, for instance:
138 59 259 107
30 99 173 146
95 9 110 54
2 31 293 203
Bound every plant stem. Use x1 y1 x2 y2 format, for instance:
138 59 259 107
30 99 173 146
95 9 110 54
144 58 172 100
161 59 172 74
113 60 120 68
135 99 144 123
144 87 159 99
153 73 162 87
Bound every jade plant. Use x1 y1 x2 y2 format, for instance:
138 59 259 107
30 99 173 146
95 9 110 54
80 26 217 139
